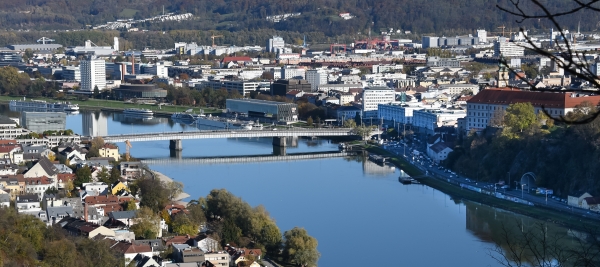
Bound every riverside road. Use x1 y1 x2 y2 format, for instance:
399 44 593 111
382 141 600 221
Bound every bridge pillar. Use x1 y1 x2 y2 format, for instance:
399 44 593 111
170 149 182 159
273 146 287 156
272 137 287 147
169 139 183 151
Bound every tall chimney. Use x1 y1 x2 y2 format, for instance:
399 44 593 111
84 202 88 222
131 55 135 75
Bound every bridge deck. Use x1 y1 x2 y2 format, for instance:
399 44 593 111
141 151 356 165
103 128 355 143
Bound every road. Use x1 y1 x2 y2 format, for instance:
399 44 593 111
380 139 600 221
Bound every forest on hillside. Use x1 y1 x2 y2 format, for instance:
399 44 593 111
446 102 600 197
0 0 598 40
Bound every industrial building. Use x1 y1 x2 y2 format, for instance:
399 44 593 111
68 39 117 56
112 84 167 100
226 99 298 122
8 44 62 52
21 112 66 133
267 36 286 53
271 79 312 96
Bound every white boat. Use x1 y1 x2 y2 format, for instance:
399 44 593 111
196 114 253 130
123 108 154 117
9 98 80 112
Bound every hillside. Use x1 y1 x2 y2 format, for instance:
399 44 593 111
0 0 597 37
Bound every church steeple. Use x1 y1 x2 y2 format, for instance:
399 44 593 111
497 54 508 88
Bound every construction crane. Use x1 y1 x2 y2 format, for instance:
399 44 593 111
37 37 55 44
493 25 515 37
211 35 223 48
125 140 132 161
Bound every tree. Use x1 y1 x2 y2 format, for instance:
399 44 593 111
171 214 198 235
187 199 207 227
504 103 538 134
221 219 242 245
354 112 362 126
91 137 105 150
306 116 313 127
124 199 138 211
353 125 376 140
42 239 78 267
74 166 92 187
96 167 110 185
93 86 100 99
283 227 320 267
167 181 184 201
343 119 357 128
137 177 169 212
64 180 74 197
130 207 161 239
109 167 121 184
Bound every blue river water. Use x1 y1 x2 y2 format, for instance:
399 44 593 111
2 108 572 267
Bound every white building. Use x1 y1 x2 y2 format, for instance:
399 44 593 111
362 87 395 119
305 70 328 91
378 103 424 125
143 62 170 78
267 36 285 53
281 67 305 80
80 57 106 91
476 29 488 43
437 84 480 95
413 109 466 134
494 37 525 57
422 36 439 48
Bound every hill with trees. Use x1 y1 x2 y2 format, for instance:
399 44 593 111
0 0 598 47
446 101 600 197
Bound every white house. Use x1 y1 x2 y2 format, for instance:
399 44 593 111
427 142 453 163
0 194 9 208
568 192 593 207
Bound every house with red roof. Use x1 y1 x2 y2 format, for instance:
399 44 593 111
221 57 253 68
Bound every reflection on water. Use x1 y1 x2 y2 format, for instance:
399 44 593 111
112 113 167 125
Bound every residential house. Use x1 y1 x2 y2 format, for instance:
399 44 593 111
54 164 74 174
165 203 189 217
133 239 166 256
582 197 600 212
111 181 129 195
0 194 9 208
58 217 116 238
110 241 153 266
24 176 54 198
61 146 87 165
231 248 262 266
83 182 109 195
130 253 161 267
0 162 19 175
23 145 54 159
197 236 219 253
99 143 121 161
24 157 58 180
0 176 24 199
57 173 75 189
120 162 144 180
0 140 23 164
46 206 74 225
15 194 41 212
108 210 137 227
568 192 593 207
427 142 453 163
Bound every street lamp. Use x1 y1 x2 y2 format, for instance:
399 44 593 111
521 184 526 199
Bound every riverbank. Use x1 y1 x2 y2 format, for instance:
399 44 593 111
363 145 600 231
0 95 222 115
152 170 191 204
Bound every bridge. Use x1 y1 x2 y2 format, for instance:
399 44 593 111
140 151 357 165
101 128 358 150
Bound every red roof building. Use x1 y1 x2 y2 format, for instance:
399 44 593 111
465 88 600 132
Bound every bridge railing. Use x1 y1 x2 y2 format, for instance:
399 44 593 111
102 128 355 138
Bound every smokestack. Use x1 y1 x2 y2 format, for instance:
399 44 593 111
84 202 88 222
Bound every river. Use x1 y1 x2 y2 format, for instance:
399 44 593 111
2 108 577 267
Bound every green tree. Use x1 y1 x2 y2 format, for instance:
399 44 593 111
306 116 313 127
130 207 160 239
93 86 100 99
109 167 121 184
354 112 362 126
137 177 169 212
504 102 538 134
42 239 78 267
187 199 207 227
124 199 138 211
221 219 242 245
283 227 320 266
171 214 197 235
343 119 357 128
74 166 92 187
167 181 184 201
96 167 110 185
